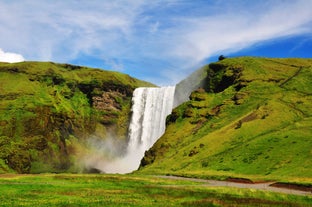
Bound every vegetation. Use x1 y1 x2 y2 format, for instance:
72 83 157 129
0 61 153 173
0 174 311 207
139 57 312 184
1 57 312 206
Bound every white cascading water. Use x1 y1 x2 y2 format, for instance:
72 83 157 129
97 86 175 173
128 86 176 156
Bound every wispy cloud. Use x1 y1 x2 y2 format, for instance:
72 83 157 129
170 0 312 63
0 0 311 85
0 0 146 60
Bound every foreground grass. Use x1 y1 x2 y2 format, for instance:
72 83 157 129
0 174 311 207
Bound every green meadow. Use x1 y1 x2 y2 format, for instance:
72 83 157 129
0 174 311 207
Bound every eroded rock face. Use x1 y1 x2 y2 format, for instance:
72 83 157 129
92 91 124 111
92 90 129 126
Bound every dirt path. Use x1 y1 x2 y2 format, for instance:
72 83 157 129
157 175 312 196
279 66 303 87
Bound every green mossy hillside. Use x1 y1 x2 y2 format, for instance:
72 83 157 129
0 61 153 173
139 57 312 183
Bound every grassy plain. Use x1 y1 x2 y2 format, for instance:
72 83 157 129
0 174 311 207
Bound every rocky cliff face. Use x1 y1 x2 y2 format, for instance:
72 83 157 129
0 61 153 173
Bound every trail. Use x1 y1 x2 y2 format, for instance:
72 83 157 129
279 66 303 87
157 175 312 196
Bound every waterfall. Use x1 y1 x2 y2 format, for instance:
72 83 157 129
97 86 175 173
127 86 176 156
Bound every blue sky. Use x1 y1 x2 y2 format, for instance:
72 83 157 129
0 0 311 85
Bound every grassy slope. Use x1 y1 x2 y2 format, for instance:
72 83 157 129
0 61 153 173
0 174 311 207
138 57 312 183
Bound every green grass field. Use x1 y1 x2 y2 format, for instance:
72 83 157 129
0 174 311 207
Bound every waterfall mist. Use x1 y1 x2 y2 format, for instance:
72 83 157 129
82 86 176 174
173 65 209 107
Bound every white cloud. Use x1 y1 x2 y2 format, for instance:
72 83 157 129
0 48 24 63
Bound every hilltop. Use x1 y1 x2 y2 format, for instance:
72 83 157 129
139 57 312 183
0 61 153 173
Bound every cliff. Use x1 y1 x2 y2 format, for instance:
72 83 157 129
0 61 153 173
